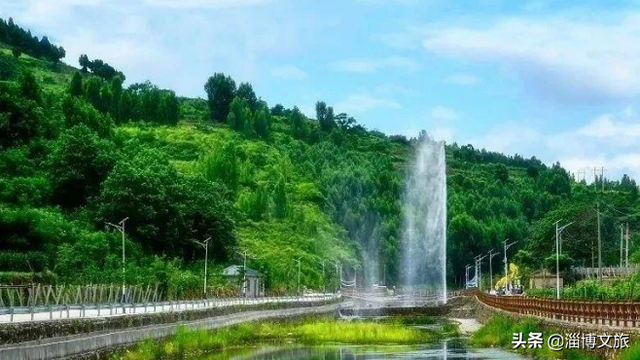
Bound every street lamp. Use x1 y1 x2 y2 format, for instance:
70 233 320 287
488 250 498 292
332 260 341 293
475 254 487 291
105 217 129 302
235 249 253 297
319 259 326 294
193 237 211 297
554 220 573 299
293 258 302 296
502 238 518 293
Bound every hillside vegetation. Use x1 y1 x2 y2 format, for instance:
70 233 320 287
1 17 640 297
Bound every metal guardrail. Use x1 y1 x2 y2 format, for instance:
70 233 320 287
0 294 339 323
477 292 640 328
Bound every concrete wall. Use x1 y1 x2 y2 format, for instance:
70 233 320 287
0 303 340 360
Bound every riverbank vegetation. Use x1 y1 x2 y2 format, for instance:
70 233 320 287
115 317 446 360
472 315 613 360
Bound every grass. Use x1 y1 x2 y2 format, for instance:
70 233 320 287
115 317 442 360
472 315 602 360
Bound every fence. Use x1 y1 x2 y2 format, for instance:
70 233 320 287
477 292 640 328
574 266 638 279
0 294 339 323
0 284 161 308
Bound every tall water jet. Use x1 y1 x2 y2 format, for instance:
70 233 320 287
401 136 447 303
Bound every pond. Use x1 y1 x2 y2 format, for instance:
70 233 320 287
194 340 527 360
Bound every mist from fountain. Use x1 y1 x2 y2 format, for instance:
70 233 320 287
401 137 447 303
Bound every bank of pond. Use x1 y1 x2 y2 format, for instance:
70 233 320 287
113 315 640 360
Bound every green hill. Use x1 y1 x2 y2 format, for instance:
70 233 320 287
2 17 640 297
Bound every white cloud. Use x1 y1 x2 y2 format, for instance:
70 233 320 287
336 93 402 113
445 73 480 86
422 14 640 102
429 106 459 121
465 107 640 181
330 56 418 73
270 65 308 81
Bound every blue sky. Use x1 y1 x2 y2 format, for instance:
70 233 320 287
4 0 640 181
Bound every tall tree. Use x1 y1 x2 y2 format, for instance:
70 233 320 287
253 102 271 139
19 71 42 106
290 106 307 140
79 54 90 72
69 72 83 97
236 82 258 112
273 176 288 219
204 73 236 122
227 96 251 134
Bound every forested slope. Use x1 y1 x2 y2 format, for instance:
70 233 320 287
1 18 639 296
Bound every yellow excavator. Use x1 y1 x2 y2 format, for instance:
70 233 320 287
495 263 521 294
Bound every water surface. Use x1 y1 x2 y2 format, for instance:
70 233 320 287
196 341 526 360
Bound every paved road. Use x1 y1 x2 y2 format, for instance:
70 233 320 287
0 295 337 323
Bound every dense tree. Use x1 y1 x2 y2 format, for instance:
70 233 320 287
315 101 335 132
199 143 239 195
19 71 43 106
49 125 116 208
77 54 125 81
289 106 307 140
273 176 288 219
0 91 43 148
236 82 258 112
97 149 235 258
253 102 271 139
227 96 251 134
0 18 65 62
61 96 114 138
79 54 90 72
204 73 236 122
69 72 83 97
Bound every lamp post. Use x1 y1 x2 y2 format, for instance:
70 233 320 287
502 238 518 293
235 250 252 297
332 261 341 293
106 217 129 302
193 237 211 297
488 250 498 292
319 260 326 294
554 220 573 299
293 258 302 296
475 254 487 291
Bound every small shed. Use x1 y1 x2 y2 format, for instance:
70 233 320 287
529 269 562 290
223 265 265 298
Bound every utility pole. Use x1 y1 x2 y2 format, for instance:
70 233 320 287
626 223 630 268
475 254 487 291
597 202 602 283
503 239 517 292
293 258 302 296
235 250 253 297
555 220 573 299
106 217 129 302
193 237 211 297
319 260 326 294
332 261 341 292
621 225 624 268
488 250 498 292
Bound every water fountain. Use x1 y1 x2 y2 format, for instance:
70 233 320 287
401 136 447 303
